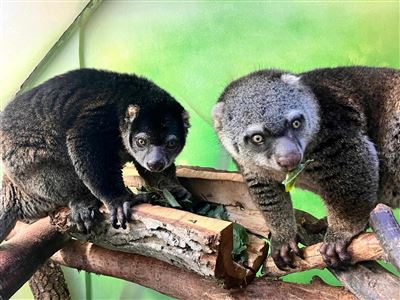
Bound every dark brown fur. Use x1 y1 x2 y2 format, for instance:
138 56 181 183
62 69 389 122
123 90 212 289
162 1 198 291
0 69 190 242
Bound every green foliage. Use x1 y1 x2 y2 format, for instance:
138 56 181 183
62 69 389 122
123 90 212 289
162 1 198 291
282 159 314 192
232 223 249 264
196 203 249 263
162 189 182 209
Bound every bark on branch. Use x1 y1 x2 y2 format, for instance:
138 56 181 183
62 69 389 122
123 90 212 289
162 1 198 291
0 217 69 299
51 204 268 287
264 233 383 277
28 261 71 300
331 261 400 300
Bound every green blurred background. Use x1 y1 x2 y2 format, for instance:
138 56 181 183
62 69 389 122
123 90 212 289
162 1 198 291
1 0 398 299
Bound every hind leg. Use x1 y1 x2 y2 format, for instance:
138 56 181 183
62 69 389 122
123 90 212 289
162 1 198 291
0 199 17 243
0 176 20 243
10 161 102 232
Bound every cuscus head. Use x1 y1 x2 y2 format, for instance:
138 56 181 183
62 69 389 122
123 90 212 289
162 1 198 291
121 100 190 172
212 70 320 172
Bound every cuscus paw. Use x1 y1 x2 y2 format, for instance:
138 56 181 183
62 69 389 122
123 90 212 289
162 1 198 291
108 193 149 229
271 236 303 270
70 200 102 234
319 239 352 269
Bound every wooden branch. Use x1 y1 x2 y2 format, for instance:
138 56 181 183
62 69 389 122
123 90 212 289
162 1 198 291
29 261 71 300
5 216 353 299
51 240 356 300
270 205 400 300
51 204 268 286
0 217 69 299
123 166 271 238
369 203 400 271
264 233 383 277
331 261 400 300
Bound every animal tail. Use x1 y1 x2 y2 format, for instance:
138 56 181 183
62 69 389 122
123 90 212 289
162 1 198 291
0 175 18 243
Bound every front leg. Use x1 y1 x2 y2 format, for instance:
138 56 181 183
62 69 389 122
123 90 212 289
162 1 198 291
242 169 301 269
315 135 379 268
66 107 141 229
135 163 191 205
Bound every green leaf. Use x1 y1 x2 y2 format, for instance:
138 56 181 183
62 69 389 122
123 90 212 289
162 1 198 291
206 204 228 220
196 203 211 215
232 223 249 263
282 159 314 192
162 189 182 208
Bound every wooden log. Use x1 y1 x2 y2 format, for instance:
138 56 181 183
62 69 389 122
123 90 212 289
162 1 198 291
369 203 400 271
51 240 356 300
51 204 267 286
264 233 383 277
331 261 400 300
0 217 69 299
123 165 271 238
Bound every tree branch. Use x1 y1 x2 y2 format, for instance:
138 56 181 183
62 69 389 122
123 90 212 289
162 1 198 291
0 217 69 299
264 233 383 277
369 203 400 271
51 240 356 300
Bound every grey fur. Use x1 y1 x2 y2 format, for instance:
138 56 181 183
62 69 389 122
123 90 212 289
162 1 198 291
213 67 399 269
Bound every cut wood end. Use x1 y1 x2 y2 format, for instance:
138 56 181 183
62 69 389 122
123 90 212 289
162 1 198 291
372 203 394 214
246 234 269 272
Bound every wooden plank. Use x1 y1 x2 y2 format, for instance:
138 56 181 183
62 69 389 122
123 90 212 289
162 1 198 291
123 165 245 182
123 166 271 238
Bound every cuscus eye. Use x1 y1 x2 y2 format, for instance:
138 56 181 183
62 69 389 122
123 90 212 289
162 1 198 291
251 134 264 145
292 119 302 129
136 138 147 147
166 140 177 149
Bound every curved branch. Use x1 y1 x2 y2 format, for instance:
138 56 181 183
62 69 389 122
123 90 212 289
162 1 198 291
52 240 356 300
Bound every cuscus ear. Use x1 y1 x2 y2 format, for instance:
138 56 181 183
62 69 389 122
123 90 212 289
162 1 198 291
281 74 302 87
126 105 140 122
211 102 225 130
182 110 190 131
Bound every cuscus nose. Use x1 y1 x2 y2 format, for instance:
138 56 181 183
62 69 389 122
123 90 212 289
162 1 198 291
147 160 165 172
277 153 301 171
